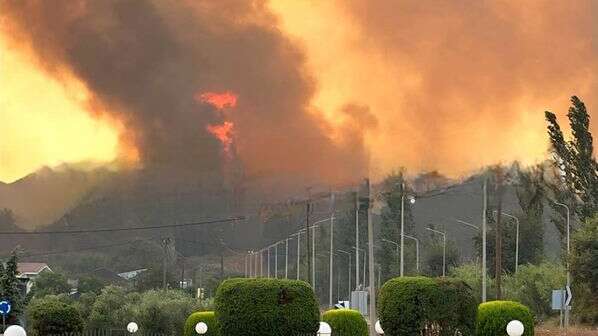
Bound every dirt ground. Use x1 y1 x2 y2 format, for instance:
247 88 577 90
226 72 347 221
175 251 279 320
535 326 598 336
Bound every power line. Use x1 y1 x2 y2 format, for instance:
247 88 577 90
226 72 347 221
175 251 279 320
0 216 244 235
20 237 160 257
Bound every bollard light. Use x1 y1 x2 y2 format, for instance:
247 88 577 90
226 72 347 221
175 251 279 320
195 322 208 334
127 322 139 334
375 320 384 334
506 320 524 336
4 325 27 336
317 321 332 336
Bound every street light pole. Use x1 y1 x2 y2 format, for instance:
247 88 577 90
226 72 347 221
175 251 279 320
404 235 420 272
381 238 399 269
426 227 446 277
498 212 520 273
267 246 271 278
400 183 405 277
329 193 335 308
482 178 488 302
337 249 351 299
354 191 360 290
555 201 571 332
274 242 279 278
285 238 289 279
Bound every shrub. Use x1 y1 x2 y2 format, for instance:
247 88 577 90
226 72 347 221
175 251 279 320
378 276 476 336
27 295 84 336
503 262 565 320
322 309 367 336
215 278 319 336
476 301 534 336
184 311 219 336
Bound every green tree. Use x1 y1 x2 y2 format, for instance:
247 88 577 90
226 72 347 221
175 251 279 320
514 164 546 264
503 262 566 319
27 295 84 336
78 276 105 294
0 251 25 324
135 265 176 291
569 215 598 324
86 286 138 330
545 96 597 222
377 170 415 282
424 236 459 277
32 271 70 297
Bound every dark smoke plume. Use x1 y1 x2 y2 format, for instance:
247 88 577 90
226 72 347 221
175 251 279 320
1 0 369 186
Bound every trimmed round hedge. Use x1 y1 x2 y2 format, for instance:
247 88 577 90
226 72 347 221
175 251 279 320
378 276 476 336
476 301 534 336
322 309 367 336
184 311 219 336
215 278 319 336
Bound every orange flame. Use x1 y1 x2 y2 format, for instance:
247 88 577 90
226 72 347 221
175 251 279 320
196 91 237 109
207 121 234 156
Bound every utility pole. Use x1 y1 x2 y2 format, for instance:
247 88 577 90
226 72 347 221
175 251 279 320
495 170 504 299
267 246 271 278
274 243 278 278
482 178 488 302
161 238 171 290
400 182 406 276
329 193 335 307
366 178 377 336
354 191 360 289
306 200 311 286
285 238 289 279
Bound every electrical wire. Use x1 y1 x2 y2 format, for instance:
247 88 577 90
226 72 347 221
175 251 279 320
0 216 245 235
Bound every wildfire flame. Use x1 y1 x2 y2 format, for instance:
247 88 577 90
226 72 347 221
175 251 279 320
196 91 237 109
206 121 234 155
197 91 238 158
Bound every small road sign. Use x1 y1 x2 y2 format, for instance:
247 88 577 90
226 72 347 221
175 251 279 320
565 286 572 306
0 301 11 316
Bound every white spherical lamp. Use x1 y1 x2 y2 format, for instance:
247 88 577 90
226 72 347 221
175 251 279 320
506 320 524 336
4 325 27 336
127 322 139 333
375 320 385 334
317 321 332 336
195 322 208 334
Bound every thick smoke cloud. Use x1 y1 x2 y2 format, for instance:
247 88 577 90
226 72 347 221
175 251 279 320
0 0 369 186
340 0 597 174
267 0 596 177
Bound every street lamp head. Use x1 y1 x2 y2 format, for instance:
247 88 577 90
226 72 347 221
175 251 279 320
317 321 332 336
506 320 524 336
195 322 208 334
126 322 139 334
375 320 385 334
4 325 27 336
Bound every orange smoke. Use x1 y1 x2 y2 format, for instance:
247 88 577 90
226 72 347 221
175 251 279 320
196 91 238 110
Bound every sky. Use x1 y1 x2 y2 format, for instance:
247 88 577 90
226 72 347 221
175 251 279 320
0 0 596 183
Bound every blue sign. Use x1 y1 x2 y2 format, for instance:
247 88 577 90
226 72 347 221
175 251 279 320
0 301 11 316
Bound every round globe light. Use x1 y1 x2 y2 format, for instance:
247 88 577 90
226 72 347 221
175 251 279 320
408 196 416 204
317 321 332 336
195 322 208 334
127 322 139 333
4 325 27 336
506 320 524 336
375 320 385 334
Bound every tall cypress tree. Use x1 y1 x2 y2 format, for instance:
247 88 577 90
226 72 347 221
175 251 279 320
545 96 598 223
0 251 24 324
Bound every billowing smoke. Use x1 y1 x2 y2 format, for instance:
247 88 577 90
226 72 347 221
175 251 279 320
340 0 597 175
0 0 370 186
